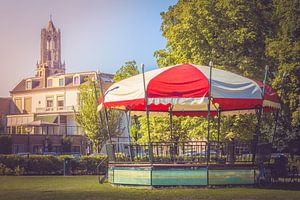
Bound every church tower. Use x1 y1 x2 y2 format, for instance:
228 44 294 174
36 17 65 77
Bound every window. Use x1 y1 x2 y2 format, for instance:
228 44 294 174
24 97 32 113
13 144 25 154
59 78 64 87
47 79 53 87
25 80 32 90
52 146 61 154
60 115 67 123
14 98 22 113
33 145 43 154
57 96 64 109
73 76 80 85
46 96 54 108
71 146 81 153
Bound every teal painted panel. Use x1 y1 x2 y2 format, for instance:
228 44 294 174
209 169 254 185
152 169 207 186
113 168 151 185
108 169 114 183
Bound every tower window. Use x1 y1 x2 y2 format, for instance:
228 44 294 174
73 76 80 85
46 96 54 108
57 96 64 109
47 79 53 87
59 78 64 87
25 80 32 90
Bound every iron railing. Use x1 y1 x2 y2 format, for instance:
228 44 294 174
36 106 79 113
3 125 84 135
107 141 254 164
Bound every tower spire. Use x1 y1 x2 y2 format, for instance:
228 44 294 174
36 18 65 78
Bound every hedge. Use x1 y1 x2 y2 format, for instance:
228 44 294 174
0 155 108 176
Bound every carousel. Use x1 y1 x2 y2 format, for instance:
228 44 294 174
98 63 280 187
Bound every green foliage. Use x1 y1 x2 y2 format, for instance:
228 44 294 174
134 115 257 144
113 60 139 82
265 0 300 149
0 135 12 154
14 166 25 176
153 0 299 149
0 155 108 175
75 78 123 152
155 0 274 79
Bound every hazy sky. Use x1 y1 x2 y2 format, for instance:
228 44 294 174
0 0 177 97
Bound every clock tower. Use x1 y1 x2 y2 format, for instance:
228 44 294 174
36 17 65 78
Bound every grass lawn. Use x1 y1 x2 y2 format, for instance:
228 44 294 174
0 176 299 200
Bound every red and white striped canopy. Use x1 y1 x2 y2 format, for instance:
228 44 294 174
99 64 280 116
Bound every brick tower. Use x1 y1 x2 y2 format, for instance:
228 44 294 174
36 17 65 78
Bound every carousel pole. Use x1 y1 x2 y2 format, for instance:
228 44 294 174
97 71 113 143
93 78 104 125
141 64 152 163
207 61 213 165
271 72 286 146
253 65 269 163
169 106 174 162
216 108 222 162
217 109 221 144
125 109 132 162
169 106 173 142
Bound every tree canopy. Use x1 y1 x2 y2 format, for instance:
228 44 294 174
75 78 123 152
154 0 275 79
151 0 299 149
113 60 139 82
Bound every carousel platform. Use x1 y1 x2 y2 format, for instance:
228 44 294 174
108 163 256 187
106 141 258 187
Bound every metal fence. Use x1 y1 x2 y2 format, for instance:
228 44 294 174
107 140 254 164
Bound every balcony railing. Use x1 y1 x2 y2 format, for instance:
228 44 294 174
3 125 84 136
36 106 79 113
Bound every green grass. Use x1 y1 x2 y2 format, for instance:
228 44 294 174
0 176 299 200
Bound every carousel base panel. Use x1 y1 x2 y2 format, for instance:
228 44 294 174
108 164 256 187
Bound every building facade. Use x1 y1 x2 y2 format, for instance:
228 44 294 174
4 19 114 155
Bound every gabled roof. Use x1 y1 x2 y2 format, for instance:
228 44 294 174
10 71 114 94
0 97 12 115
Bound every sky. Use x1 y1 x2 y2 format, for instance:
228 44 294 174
0 0 177 97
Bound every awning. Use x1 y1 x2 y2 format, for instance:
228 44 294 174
35 115 58 123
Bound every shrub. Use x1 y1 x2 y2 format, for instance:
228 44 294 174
14 166 25 176
0 135 12 154
0 155 107 175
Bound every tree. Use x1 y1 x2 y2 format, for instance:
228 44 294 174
113 60 139 82
75 78 123 152
151 0 300 146
134 114 257 145
155 0 275 79
266 0 300 151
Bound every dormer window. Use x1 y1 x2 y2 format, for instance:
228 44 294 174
59 78 65 87
73 76 80 85
25 80 32 90
47 79 53 87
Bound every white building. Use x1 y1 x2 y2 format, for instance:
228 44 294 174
5 19 116 154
